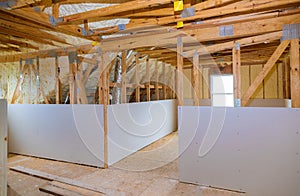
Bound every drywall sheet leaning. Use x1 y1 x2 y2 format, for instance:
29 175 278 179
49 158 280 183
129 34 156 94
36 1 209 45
107 100 177 165
0 100 7 196
179 106 300 196
8 104 105 167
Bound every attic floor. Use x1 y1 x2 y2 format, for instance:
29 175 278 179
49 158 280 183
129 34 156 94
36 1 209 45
6 132 243 196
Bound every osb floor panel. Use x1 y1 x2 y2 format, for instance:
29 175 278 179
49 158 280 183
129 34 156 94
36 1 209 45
7 132 243 196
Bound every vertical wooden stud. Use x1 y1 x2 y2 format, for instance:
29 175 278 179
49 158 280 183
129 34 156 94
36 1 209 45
55 56 61 104
155 60 159 100
290 38 300 107
233 42 241 106
36 57 40 104
192 51 200 106
146 57 151 101
162 62 167 100
177 37 184 106
121 51 127 103
135 53 140 102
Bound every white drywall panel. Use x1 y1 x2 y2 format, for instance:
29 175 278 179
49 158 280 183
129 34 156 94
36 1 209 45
107 100 177 165
0 100 7 196
8 104 104 167
179 106 300 196
184 98 288 107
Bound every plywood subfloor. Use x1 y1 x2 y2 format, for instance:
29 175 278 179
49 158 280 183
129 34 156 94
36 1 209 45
7 132 201 195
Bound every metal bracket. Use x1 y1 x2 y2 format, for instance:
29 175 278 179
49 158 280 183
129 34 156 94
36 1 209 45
25 58 34 65
281 23 300 41
235 42 240 50
235 99 241 107
33 6 40 12
0 0 16 10
181 7 195 18
49 16 63 26
118 24 126 31
219 25 234 37
68 51 77 64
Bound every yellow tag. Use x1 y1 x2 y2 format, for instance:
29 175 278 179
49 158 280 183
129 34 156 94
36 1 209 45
177 21 184 28
174 0 183 11
92 41 99 46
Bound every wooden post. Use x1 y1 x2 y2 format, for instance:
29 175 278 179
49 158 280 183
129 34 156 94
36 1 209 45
233 42 241 106
177 37 184 106
28 62 32 104
68 52 77 104
155 60 159 100
55 56 61 104
146 57 151 101
121 51 127 103
101 52 109 169
135 54 140 102
36 57 41 104
162 62 167 100
242 40 290 106
0 99 7 196
290 38 300 107
192 51 200 106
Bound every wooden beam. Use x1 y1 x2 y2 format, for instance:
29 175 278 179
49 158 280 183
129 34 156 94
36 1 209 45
156 0 300 26
121 51 127 103
5 8 89 40
232 42 241 104
177 37 184 106
0 19 67 44
0 36 39 50
57 0 173 25
290 38 300 107
0 0 42 9
192 51 200 106
135 54 140 102
183 31 283 58
2 11 299 63
0 27 55 46
242 40 290 106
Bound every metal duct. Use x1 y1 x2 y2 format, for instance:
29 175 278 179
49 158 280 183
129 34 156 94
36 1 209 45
111 55 122 104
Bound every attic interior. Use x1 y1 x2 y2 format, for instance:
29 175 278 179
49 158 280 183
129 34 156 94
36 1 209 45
0 0 300 195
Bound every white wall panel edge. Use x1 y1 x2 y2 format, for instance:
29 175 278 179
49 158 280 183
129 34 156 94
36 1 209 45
0 100 7 196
